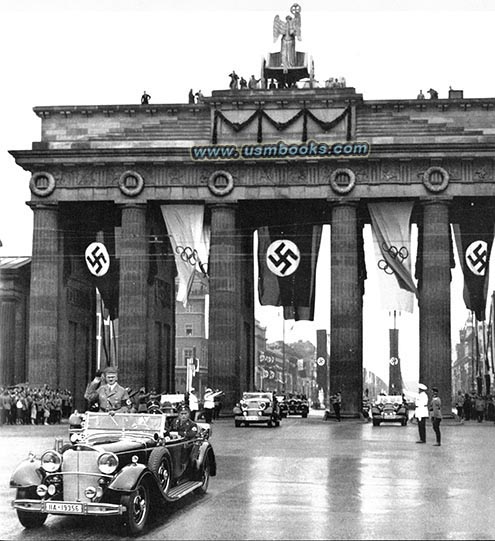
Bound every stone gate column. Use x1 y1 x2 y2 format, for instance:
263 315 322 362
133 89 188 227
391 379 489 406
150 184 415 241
118 203 148 387
26 202 59 387
208 203 240 408
330 201 363 417
419 199 452 412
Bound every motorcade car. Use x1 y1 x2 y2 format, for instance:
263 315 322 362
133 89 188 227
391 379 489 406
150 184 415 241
233 392 282 427
10 411 216 536
371 394 408 426
286 394 309 418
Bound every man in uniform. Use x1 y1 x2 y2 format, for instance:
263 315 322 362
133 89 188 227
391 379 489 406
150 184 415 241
415 383 429 443
85 366 130 413
168 405 199 439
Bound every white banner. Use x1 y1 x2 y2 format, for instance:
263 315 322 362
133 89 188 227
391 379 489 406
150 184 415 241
368 202 417 313
160 205 210 306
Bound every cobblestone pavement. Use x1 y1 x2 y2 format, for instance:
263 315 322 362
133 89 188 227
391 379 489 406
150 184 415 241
1 412 494 540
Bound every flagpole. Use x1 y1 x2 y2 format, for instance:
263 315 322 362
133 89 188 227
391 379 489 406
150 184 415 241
282 311 286 393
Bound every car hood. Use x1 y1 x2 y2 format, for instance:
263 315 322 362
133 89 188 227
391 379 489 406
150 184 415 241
84 433 155 452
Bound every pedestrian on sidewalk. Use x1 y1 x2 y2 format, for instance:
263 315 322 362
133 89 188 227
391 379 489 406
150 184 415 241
415 383 429 443
331 392 342 421
430 386 442 446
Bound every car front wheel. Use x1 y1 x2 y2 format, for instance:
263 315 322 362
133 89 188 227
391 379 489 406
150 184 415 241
121 481 150 536
148 447 171 495
16 488 47 529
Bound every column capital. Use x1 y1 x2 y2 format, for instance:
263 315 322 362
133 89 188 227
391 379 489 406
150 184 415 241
117 202 147 210
26 201 58 211
419 196 453 208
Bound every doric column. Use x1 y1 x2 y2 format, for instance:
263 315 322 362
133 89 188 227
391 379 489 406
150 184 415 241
118 203 148 387
208 203 240 407
330 201 363 417
0 299 16 385
26 202 60 386
419 199 452 411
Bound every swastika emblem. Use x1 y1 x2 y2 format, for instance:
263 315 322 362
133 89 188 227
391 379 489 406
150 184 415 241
316 357 326 366
85 242 110 277
266 239 300 277
390 357 399 366
465 240 488 276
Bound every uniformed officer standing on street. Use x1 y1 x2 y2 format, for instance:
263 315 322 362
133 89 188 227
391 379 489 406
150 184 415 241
85 366 130 413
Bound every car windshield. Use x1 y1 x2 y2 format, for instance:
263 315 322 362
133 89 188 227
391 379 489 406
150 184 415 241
85 412 165 433
376 395 403 404
243 393 272 401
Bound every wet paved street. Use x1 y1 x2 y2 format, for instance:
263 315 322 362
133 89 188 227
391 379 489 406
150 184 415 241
1 411 495 540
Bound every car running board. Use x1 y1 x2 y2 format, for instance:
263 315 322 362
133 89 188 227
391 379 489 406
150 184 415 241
167 480 203 500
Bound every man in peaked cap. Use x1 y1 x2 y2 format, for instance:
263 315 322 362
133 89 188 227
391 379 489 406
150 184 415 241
415 383 429 443
168 404 199 439
86 366 130 413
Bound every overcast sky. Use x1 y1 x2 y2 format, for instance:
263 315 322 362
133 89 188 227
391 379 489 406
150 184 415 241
1 0 494 385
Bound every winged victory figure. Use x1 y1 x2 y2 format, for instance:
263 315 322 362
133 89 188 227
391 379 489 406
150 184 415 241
273 4 302 73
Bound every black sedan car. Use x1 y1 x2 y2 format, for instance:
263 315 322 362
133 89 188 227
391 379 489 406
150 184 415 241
233 392 282 427
286 394 310 418
10 411 216 536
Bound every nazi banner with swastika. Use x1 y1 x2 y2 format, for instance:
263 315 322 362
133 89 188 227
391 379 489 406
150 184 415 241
453 200 495 321
257 222 322 321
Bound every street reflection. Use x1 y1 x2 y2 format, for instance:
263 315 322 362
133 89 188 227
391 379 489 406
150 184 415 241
246 456 330 539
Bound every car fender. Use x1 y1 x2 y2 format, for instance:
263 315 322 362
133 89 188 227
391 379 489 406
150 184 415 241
193 442 216 476
10 458 43 488
108 463 152 492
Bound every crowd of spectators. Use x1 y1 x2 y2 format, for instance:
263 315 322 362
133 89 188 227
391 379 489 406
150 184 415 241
0 385 72 426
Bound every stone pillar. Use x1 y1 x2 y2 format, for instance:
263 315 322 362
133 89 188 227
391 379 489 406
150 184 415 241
118 203 148 387
27 202 60 387
330 201 363 417
208 203 240 408
0 299 16 385
419 199 452 412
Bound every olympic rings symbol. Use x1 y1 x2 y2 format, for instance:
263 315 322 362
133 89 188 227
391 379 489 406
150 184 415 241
377 243 409 275
175 245 209 277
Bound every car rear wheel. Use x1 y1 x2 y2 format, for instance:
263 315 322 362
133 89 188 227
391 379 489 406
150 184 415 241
16 488 47 529
372 419 381 426
121 481 150 536
148 447 171 495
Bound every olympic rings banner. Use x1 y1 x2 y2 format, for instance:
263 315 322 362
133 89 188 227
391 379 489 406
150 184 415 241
161 205 210 306
368 202 417 313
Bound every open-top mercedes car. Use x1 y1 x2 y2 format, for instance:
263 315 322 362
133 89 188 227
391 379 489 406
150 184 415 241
233 392 282 427
10 411 216 536
371 394 408 426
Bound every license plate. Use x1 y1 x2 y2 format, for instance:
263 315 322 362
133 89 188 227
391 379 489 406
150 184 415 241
244 416 261 421
44 502 83 514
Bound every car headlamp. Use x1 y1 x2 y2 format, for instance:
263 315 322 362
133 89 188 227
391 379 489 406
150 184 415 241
40 450 62 473
259 402 267 410
240 401 248 410
97 452 118 475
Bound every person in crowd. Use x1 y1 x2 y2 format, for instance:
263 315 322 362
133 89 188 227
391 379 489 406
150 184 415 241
85 366 130 413
188 388 199 421
415 383 429 443
331 391 342 421
455 390 465 422
430 386 442 446
475 394 485 423
203 388 223 423
84 369 106 411
168 404 199 439
463 392 471 421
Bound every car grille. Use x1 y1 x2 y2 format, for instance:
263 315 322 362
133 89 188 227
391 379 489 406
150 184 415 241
62 449 101 502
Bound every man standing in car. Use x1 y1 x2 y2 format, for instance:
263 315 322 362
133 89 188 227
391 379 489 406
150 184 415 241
415 383 429 443
86 366 130 413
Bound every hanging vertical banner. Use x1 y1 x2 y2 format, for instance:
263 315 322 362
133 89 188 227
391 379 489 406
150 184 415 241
368 202 417 313
257 223 322 321
453 200 495 321
84 233 119 319
161 205 210 306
